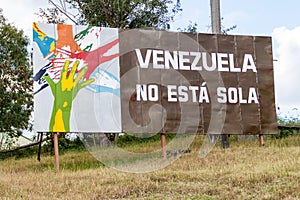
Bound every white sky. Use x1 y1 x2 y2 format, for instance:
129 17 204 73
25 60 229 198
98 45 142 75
1 0 300 120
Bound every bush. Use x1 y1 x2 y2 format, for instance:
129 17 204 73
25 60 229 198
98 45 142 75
0 135 86 160
117 133 175 147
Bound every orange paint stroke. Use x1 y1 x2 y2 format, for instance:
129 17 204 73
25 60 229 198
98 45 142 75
56 24 83 54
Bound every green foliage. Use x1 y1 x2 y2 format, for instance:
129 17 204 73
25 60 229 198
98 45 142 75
221 17 237 34
57 136 85 152
0 135 85 160
37 7 66 24
178 17 237 34
42 134 85 155
0 145 38 160
274 111 300 139
278 114 300 125
117 133 175 147
275 127 298 139
38 0 182 29
222 24 237 34
177 21 198 33
0 9 33 149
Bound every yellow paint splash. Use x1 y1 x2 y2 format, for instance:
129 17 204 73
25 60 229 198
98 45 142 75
33 22 47 40
53 109 65 132
63 101 68 108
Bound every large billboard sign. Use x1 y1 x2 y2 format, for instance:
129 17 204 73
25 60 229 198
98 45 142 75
33 23 277 134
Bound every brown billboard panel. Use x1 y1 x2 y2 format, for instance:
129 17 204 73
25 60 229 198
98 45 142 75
236 36 260 134
254 36 278 134
119 29 277 135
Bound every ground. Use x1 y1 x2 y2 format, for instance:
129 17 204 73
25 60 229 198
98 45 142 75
1 135 300 200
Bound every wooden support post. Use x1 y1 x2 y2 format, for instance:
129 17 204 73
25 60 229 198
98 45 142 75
37 132 43 162
161 133 167 159
259 134 264 147
53 133 60 172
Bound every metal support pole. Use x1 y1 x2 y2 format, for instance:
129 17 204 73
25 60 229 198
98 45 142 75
161 133 167 159
37 132 43 162
221 134 229 148
53 133 60 172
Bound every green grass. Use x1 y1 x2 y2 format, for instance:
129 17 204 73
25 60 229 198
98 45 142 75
1 135 300 199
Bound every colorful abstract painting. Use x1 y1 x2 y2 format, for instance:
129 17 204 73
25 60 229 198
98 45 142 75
33 23 121 132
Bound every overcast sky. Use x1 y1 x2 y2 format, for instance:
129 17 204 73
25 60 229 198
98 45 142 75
1 0 300 120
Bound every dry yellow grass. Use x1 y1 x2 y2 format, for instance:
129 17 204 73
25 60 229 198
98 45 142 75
1 135 300 200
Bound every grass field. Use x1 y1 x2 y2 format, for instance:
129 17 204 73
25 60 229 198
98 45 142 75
1 135 300 200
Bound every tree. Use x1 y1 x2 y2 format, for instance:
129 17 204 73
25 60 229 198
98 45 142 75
0 9 33 149
38 0 182 29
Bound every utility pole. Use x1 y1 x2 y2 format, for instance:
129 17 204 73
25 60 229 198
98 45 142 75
210 0 229 148
210 0 221 34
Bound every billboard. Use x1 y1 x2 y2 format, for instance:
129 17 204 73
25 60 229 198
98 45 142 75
33 23 277 134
